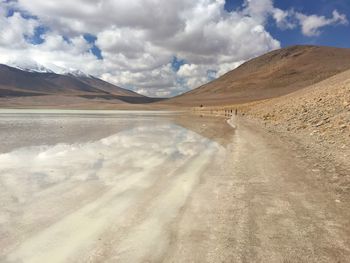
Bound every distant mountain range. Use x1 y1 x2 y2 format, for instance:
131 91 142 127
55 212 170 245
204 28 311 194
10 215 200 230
0 63 162 105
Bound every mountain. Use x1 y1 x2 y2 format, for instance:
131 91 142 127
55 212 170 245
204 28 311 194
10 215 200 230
7 60 93 76
7 60 55 74
166 45 350 106
0 64 161 106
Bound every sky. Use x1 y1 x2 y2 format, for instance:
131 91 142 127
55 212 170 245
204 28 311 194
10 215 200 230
0 0 349 97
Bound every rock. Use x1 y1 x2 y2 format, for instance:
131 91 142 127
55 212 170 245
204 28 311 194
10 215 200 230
315 121 324 127
310 130 318 136
340 124 347 129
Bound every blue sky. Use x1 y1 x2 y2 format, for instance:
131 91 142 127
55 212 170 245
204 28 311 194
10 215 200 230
1 0 349 97
270 0 350 48
225 0 350 48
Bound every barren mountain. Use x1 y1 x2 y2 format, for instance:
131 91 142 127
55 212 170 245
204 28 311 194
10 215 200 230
166 45 350 106
0 64 160 107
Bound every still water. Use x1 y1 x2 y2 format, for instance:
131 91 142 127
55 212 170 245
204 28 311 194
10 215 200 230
0 110 232 262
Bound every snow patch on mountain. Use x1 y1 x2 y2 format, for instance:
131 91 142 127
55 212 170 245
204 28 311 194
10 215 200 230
5 59 93 78
8 60 54 73
59 69 92 78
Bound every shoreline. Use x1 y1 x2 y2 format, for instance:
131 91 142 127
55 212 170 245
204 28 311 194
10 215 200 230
229 113 350 202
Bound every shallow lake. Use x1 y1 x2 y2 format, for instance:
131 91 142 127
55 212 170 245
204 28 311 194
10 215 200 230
0 110 233 262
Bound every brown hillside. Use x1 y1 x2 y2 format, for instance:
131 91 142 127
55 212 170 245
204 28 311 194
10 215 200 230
167 45 350 106
239 68 350 152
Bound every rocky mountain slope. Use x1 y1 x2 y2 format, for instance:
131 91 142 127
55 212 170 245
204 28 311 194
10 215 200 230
167 45 350 106
238 68 350 154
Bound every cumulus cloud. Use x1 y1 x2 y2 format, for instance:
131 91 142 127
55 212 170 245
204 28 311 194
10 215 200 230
271 8 348 37
0 0 348 97
296 10 348 36
272 8 297 30
243 0 274 23
0 11 38 48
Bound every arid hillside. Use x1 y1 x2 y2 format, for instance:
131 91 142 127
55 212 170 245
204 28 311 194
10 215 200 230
239 68 350 153
166 45 350 106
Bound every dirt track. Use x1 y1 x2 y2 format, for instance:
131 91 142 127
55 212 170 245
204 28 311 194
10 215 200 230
220 117 350 262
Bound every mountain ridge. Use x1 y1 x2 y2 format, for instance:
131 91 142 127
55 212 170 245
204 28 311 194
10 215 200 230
6 60 93 77
0 64 162 105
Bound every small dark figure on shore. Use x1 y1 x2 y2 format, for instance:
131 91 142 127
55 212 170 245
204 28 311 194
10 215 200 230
235 109 238 115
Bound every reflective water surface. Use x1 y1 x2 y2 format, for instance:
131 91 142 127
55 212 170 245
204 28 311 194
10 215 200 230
0 110 231 263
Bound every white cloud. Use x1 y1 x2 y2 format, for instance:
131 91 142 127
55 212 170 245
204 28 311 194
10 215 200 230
0 1 348 97
269 7 348 37
101 64 179 97
177 64 210 89
243 0 274 23
271 7 348 37
296 10 348 36
0 12 39 48
272 8 297 30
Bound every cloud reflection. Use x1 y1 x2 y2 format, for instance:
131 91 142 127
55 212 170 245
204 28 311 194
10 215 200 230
0 121 224 262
